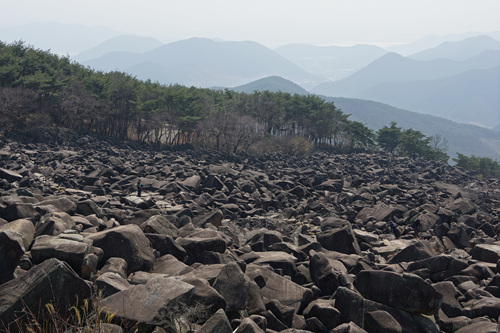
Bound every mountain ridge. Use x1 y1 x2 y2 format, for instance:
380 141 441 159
82 37 325 88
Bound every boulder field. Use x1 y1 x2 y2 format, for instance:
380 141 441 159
0 132 499 332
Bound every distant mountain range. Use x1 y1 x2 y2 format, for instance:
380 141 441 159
408 35 500 61
357 65 500 127
72 35 163 63
311 42 500 128
81 37 324 89
274 44 388 81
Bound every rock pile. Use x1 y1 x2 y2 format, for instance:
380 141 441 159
0 132 499 333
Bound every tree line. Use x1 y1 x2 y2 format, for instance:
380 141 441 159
3 40 497 173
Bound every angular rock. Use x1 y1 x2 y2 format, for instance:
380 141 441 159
354 270 443 315
145 233 187 262
388 240 436 264
407 255 469 282
76 199 105 218
0 258 91 330
95 272 132 298
140 215 178 237
212 262 263 314
35 211 75 236
0 168 22 182
432 281 463 318
250 251 298 279
303 299 340 330
309 251 345 296
266 299 294 328
31 233 93 275
317 226 361 255
85 224 155 273
178 276 226 314
0 218 35 250
35 196 77 215
101 277 194 329
97 257 128 279
454 321 499 333
364 310 402 333
153 254 191 275
0 230 25 284
334 286 365 327
247 265 313 313
471 244 500 263
330 322 367 333
1 203 38 222
196 308 233 333
236 317 265 333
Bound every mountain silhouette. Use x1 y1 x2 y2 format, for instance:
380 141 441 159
82 37 324 88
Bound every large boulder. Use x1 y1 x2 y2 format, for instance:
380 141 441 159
0 168 23 182
406 255 469 282
153 254 191 275
197 308 232 333
100 276 195 330
303 299 340 330
334 286 365 327
145 233 187 262
354 270 443 315
1 203 38 222
0 218 35 250
177 276 226 314
317 226 361 255
85 224 155 273
212 262 264 314
35 212 75 236
0 258 91 330
364 310 402 333
249 251 298 279
471 244 500 263
30 233 93 275
35 196 77 215
388 240 436 264
309 250 347 296
95 272 132 298
140 215 178 237
0 230 25 284
246 265 313 313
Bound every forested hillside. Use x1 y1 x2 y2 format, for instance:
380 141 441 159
0 41 375 155
1 40 491 167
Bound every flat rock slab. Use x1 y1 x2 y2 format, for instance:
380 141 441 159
101 276 194 326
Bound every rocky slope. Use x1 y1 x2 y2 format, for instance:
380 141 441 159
0 130 499 333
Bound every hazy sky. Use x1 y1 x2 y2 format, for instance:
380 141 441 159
2 0 500 47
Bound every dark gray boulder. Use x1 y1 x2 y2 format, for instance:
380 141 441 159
364 310 402 333
31 233 93 275
388 240 436 264
0 218 35 250
0 258 91 330
100 277 195 330
354 270 443 315
334 286 365 327
85 224 155 273
0 230 25 284
196 308 233 333
303 299 340 330
317 226 361 255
